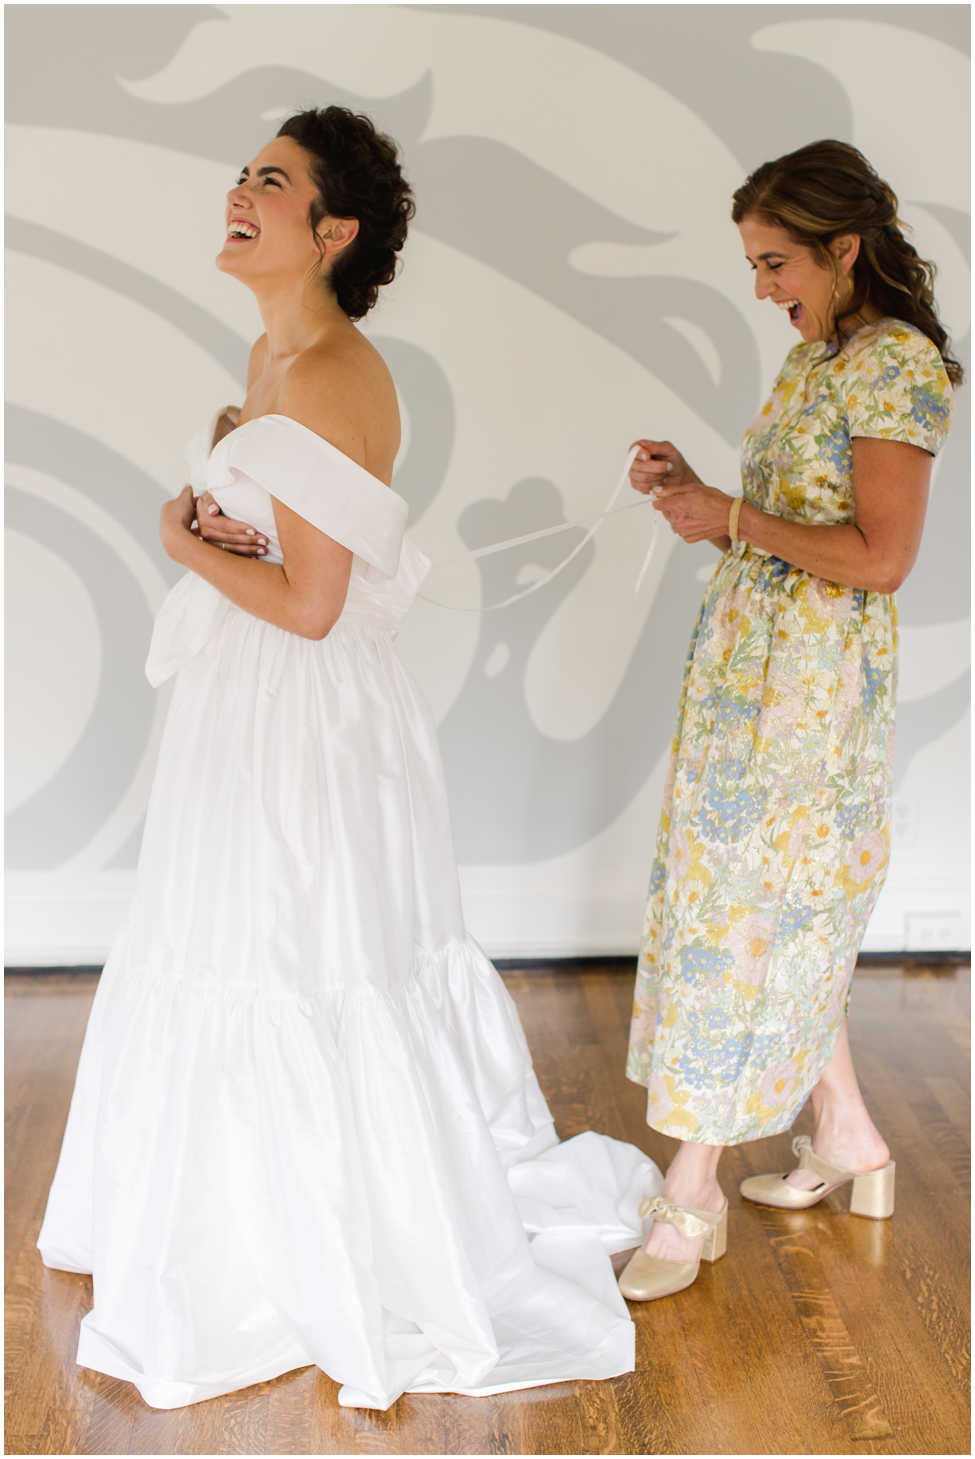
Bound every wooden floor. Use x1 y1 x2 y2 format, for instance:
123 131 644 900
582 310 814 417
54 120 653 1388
5 963 970 1456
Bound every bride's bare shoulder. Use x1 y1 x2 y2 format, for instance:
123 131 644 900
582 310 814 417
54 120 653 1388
276 332 399 479
307 325 393 395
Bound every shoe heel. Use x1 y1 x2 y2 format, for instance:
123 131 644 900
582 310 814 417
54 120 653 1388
849 1163 895 1219
701 1207 727 1262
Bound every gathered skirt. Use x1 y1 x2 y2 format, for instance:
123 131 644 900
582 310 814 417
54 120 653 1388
40 604 661 1410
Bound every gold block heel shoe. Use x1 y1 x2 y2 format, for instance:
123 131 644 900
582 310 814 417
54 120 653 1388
739 1134 895 1218
617 1196 728 1303
849 1161 896 1218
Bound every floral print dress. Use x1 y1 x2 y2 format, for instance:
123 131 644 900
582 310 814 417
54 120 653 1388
626 319 953 1146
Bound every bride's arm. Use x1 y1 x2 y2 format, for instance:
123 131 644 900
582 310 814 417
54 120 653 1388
162 360 366 639
161 489 352 640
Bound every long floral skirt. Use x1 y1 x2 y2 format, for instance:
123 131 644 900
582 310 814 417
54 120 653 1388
626 543 896 1146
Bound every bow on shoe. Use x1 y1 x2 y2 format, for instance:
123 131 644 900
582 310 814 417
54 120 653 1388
637 1196 717 1239
789 1131 845 1186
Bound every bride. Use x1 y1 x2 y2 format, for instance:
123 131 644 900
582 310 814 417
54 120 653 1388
38 106 661 1412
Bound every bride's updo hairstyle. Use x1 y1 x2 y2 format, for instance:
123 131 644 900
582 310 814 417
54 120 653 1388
276 106 414 321
732 139 963 386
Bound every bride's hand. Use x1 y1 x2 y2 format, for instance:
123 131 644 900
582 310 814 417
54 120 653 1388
629 439 701 495
195 491 268 556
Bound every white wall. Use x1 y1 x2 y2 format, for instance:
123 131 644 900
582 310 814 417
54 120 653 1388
5 4 970 963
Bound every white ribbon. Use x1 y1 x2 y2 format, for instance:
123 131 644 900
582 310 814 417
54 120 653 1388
420 446 658 612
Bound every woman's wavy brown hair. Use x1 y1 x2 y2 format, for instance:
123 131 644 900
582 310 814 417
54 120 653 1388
731 139 963 386
277 106 414 321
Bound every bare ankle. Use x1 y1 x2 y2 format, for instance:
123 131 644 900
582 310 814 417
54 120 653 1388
809 1111 889 1171
662 1173 725 1212
814 1105 883 1144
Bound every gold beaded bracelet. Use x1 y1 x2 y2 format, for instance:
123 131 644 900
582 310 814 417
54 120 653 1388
728 497 743 544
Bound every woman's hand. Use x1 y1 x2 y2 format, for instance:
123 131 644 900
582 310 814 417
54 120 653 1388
195 492 268 556
629 439 701 496
652 481 736 545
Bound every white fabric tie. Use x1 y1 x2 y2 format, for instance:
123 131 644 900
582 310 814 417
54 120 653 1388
420 446 659 612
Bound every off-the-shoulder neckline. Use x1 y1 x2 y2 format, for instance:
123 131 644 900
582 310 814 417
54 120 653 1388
209 412 394 491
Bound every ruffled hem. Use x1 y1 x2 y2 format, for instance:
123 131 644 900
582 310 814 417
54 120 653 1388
39 934 661 1410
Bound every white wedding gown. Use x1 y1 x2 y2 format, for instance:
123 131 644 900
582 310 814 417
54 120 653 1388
38 412 662 1411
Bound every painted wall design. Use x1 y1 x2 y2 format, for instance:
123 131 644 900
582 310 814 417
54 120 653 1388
5 4 970 960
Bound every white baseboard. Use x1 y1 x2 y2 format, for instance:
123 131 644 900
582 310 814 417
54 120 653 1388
4 873 136 967
459 867 971 958
858 873 971 954
5 868 970 967
459 867 647 957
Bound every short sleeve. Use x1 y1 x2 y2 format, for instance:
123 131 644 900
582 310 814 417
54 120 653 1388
842 324 954 455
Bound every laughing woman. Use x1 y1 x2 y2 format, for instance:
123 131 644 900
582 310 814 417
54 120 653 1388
38 106 659 1408
619 140 959 1301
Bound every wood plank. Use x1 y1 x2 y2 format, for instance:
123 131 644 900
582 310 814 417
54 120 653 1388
4 1261 92 1444
756 1213 894 1442
925 1077 970 1139
521 1382 588 1455
176 1385 270 1455
114 1393 186 1457
806 1208 970 1453
263 1368 359 1456
4 991 92 1277
354 1394 444 1455
572 1378 624 1455
440 1392 530 1455
38 1370 136 1458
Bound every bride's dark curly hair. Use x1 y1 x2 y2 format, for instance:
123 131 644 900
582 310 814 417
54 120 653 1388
276 106 414 321
732 139 963 386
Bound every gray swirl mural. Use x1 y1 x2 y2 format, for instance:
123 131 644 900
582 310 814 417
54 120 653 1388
5 4 969 956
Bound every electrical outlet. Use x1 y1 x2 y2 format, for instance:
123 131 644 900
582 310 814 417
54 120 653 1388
904 913 963 952
891 797 918 849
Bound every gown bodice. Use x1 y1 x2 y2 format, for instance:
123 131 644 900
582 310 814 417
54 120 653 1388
146 410 431 686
